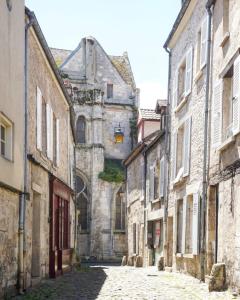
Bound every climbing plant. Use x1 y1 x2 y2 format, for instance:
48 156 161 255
98 159 125 183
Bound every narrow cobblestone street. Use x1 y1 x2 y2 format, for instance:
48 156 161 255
14 265 237 300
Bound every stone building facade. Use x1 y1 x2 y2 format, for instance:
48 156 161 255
24 9 75 289
208 0 240 288
51 37 139 261
164 0 208 278
124 101 167 268
0 0 25 296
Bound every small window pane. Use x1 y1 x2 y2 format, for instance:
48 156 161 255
1 141 5 156
76 116 86 144
107 84 113 99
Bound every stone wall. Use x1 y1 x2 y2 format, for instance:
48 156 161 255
0 187 19 296
168 0 206 278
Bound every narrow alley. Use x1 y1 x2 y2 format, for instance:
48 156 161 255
14 265 235 300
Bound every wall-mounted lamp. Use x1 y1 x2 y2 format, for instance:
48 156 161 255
114 123 124 144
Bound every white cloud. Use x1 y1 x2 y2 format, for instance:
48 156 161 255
138 81 167 109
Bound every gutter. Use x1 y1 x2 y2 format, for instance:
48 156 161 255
18 11 35 294
200 0 215 282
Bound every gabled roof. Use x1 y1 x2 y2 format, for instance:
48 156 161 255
139 109 161 121
50 38 136 89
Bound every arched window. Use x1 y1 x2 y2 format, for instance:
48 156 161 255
76 175 89 231
76 116 86 144
115 189 125 230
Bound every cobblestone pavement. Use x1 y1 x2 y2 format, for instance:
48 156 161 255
14 265 239 300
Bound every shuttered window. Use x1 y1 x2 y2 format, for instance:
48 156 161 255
159 156 165 198
192 193 200 255
184 47 193 97
149 166 155 201
200 16 208 69
171 132 177 182
232 57 240 135
172 70 178 108
183 117 192 177
177 199 183 253
212 81 223 147
185 195 193 254
181 196 187 254
36 86 42 150
46 103 53 160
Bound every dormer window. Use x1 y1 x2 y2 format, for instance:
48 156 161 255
107 84 113 99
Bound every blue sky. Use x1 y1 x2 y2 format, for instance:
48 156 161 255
25 0 180 108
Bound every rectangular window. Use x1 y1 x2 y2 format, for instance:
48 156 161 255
172 117 191 181
154 165 159 200
0 114 13 160
115 195 125 231
53 114 57 165
197 16 208 71
177 199 183 253
0 125 6 156
185 195 193 254
223 68 233 141
42 99 47 155
107 83 113 99
133 223 137 254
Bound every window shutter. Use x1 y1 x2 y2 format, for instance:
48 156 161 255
46 103 53 160
172 70 178 108
149 166 154 201
185 47 193 97
50 107 53 160
171 132 177 182
232 57 240 135
212 81 223 147
200 16 208 69
159 156 165 197
192 193 200 255
46 103 50 158
36 87 42 150
181 196 187 254
56 118 60 166
183 117 192 177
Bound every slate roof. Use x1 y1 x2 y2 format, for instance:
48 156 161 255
109 54 136 89
140 109 161 121
50 48 72 67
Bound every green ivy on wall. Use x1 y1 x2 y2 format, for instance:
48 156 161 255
98 159 125 183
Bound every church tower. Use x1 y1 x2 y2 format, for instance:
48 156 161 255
51 37 139 260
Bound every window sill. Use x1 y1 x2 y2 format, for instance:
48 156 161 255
183 253 194 259
217 135 235 152
176 253 183 258
151 198 161 204
174 96 188 113
194 69 203 82
0 154 13 163
220 32 230 48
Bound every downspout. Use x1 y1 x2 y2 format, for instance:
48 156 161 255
163 46 172 267
143 148 147 265
73 145 77 251
200 0 215 282
18 12 34 293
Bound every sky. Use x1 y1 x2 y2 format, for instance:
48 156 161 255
25 0 181 109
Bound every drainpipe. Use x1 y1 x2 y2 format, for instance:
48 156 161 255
163 46 172 267
143 150 147 266
200 0 215 282
18 11 34 293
